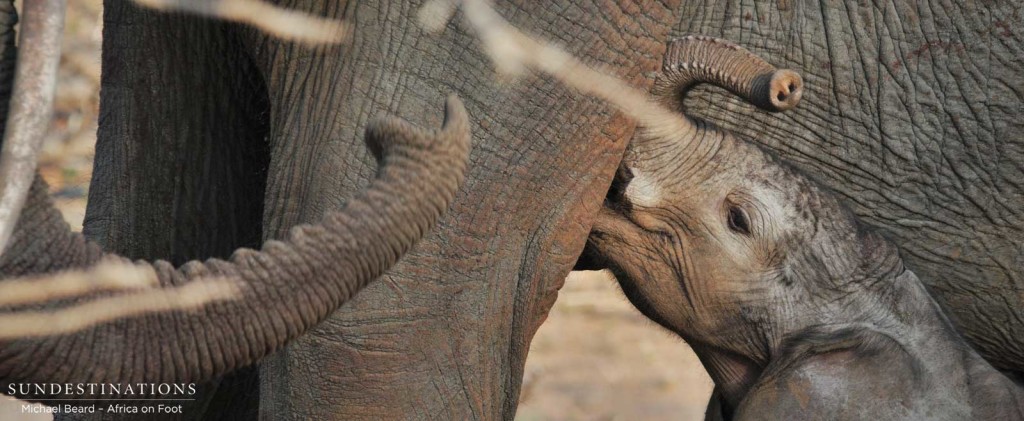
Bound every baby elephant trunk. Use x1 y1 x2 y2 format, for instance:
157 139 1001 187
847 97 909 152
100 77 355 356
654 35 803 113
625 35 803 187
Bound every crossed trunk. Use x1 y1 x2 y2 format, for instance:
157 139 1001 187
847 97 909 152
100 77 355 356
0 0 471 398
7 0 1015 419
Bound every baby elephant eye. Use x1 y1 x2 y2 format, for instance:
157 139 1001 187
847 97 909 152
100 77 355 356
727 206 752 235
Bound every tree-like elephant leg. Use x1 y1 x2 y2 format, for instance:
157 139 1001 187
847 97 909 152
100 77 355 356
92 0 682 418
76 1 271 419
237 1 682 419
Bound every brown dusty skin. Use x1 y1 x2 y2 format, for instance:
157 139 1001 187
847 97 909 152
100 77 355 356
74 1 1024 418
4 6 707 417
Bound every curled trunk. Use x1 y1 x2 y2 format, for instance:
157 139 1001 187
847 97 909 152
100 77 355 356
628 35 804 185
673 2 1024 373
653 35 803 113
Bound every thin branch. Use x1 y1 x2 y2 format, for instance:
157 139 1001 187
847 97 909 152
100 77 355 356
416 0 457 35
0 278 242 339
0 0 65 258
0 0 338 341
133 0 350 45
417 0 690 140
0 261 158 307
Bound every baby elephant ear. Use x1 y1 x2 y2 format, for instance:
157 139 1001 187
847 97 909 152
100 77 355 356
653 35 804 113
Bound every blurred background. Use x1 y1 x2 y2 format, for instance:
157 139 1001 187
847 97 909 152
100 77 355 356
1 2 713 419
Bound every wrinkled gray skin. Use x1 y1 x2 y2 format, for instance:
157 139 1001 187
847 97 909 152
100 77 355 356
672 1 1024 375
32 0 1024 419
0 0 472 402
73 1 679 419
586 36 1024 419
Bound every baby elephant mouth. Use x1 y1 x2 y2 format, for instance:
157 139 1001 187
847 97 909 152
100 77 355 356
576 165 637 270
604 163 635 214
592 162 656 239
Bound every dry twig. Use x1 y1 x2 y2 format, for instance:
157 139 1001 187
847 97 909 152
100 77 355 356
0 0 338 343
0 0 64 258
0 0 328 340
133 0 350 44
0 277 242 339
0 261 158 307
417 0 689 140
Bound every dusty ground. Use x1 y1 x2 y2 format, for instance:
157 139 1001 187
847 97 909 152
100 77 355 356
517 271 714 420
4 2 714 419
34 0 102 231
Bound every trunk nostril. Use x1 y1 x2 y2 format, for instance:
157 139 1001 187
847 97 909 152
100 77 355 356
776 82 799 103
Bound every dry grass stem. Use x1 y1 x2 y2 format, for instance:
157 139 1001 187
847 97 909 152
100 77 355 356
0 278 242 339
0 261 158 306
418 0 690 139
133 0 350 45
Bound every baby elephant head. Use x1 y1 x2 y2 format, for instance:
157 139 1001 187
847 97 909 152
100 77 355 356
588 36 902 400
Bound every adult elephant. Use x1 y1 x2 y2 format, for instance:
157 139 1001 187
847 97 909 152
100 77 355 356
67 0 1022 420
73 1 679 420
0 0 472 405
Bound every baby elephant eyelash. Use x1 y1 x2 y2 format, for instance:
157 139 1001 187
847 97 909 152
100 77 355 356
727 206 752 235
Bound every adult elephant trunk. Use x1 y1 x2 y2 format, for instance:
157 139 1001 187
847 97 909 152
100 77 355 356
624 36 803 186
0 0 471 399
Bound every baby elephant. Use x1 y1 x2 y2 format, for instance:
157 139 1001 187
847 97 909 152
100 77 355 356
585 36 1024 419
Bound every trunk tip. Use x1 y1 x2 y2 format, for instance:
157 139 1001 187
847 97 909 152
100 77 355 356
766 69 803 112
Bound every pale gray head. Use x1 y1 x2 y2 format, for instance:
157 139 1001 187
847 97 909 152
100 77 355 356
587 36 903 399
